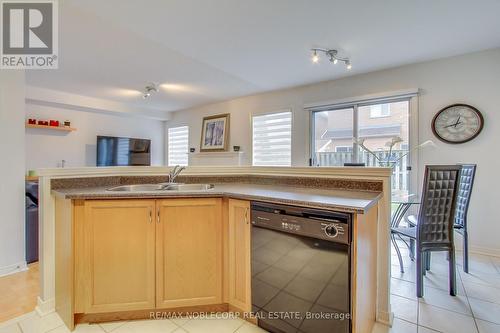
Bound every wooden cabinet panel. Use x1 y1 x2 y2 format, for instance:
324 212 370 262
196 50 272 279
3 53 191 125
83 200 156 313
156 198 222 308
55 197 75 329
228 199 251 312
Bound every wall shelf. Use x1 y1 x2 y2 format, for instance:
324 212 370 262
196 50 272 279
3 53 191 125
26 124 77 132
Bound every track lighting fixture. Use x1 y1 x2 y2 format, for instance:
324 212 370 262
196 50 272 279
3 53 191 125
310 48 351 69
142 83 158 99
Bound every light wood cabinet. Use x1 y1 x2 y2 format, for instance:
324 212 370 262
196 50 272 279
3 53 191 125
57 197 254 328
156 198 223 308
55 190 380 332
227 199 251 312
82 200 156 313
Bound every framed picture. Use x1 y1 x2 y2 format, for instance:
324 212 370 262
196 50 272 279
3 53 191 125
200 113 230 152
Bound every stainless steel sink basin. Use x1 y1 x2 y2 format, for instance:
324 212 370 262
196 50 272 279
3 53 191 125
164 183 214 191
107 183 214 192
107 184 167 192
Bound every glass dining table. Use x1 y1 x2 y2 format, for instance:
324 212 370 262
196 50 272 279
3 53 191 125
391 193 420 260
391 193 420 227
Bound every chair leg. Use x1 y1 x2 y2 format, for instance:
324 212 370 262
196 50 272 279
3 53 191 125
416 250 424 297
463 231 469 274
409 238 415 261
391 234 405 273
425 252 431 271
422 252 429 276
449 249 457 296
396 234 412 253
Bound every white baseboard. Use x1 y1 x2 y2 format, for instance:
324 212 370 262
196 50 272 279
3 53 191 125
35 296 55 317
0 261 27 277
453 234 500 257
469 246 500 258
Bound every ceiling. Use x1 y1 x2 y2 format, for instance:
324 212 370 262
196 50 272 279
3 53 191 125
27 0 500 114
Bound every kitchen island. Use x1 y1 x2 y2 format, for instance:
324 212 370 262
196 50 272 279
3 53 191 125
36 166 393 333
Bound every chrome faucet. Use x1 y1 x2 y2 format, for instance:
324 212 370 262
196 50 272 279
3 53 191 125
168 165 186 183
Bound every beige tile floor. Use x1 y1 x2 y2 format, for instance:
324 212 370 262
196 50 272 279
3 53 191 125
1 241 500 333
373 239 500 333
0 312 268 333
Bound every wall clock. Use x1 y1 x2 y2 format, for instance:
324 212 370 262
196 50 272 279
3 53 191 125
431 104 484 144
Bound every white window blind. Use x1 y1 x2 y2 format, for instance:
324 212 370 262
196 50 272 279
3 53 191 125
168 126 189 166
252 111 292 166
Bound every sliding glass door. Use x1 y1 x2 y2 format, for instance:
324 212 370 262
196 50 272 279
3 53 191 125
311 99 411 196
311 107 354 166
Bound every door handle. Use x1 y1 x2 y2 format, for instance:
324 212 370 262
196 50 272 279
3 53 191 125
157 209 160 223
245 208 249 225
149 209 152 223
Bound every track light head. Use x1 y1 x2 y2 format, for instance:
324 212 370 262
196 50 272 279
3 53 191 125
346 61 352 70
142 83 158 99
311 50 319 63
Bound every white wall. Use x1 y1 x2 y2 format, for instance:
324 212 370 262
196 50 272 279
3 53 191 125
166 48 500 255
26 104 166 170
0 71 27 276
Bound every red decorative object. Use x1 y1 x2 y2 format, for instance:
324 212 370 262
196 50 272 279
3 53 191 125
49 120 60 127
28 119 36 124
38 120 49 126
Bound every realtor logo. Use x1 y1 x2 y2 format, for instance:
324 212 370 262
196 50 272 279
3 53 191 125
1 0 58 69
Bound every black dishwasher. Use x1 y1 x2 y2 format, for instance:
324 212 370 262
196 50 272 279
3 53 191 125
251 202 351 333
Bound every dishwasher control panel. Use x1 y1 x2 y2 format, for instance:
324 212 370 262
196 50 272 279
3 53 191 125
251 202 350 245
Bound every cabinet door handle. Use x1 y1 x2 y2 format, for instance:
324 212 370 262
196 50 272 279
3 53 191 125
157 209 160 223
149 209 152 223
245 207 249 225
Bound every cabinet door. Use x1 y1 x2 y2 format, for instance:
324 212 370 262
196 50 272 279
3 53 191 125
156 198 222 308
228 199 251 312
84 200 156 313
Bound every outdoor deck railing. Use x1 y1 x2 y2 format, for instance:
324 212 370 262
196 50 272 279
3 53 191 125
315 150 409 193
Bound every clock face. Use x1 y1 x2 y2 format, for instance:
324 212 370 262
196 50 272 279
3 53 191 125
432 104 484 144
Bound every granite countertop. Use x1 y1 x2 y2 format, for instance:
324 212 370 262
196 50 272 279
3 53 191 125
53 183 382 214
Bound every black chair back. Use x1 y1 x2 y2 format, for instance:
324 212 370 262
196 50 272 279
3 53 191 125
455 164 476 229
417 165 461 251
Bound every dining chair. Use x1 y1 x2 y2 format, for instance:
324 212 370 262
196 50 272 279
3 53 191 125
392 165 461 297
453 164 476 273
407 164 476 273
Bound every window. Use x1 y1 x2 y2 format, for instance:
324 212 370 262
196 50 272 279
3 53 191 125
167 126 189 166
311 98 412 196
369 103 391 118
312 107 354 164
252 111 292 166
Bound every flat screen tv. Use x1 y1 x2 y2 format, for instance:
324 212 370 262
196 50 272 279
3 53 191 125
96 136 151 166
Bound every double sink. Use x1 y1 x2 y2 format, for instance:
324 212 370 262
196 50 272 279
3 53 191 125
107 183 215 192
